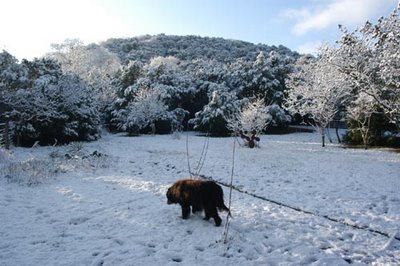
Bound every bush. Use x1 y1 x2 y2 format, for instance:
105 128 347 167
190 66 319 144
344 113 398 148
1 144 115 186
6 75 101 146
1 158 58 186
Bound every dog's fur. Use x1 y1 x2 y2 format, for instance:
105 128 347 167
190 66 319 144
166 179 230 226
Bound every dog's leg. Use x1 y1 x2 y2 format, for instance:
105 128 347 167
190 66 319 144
213 215 222 226
210 207 222 226
203 207 211 221
181 204 191 219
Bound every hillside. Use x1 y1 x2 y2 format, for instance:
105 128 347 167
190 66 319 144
101 34 300 63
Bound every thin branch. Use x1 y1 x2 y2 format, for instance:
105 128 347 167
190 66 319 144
186 131 192 178
195 132 209 176
223 137 236 244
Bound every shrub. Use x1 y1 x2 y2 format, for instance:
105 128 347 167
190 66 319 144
5 75 100 146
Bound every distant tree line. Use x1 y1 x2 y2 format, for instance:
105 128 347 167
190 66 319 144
1 16 399 148
1 35 299 146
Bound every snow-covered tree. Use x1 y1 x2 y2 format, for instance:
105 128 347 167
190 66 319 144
49 39 121 109
112 86 169 135
190 83 240 136
367 7 400 132
334 6 400 133
226 97 271 136
226 51 294 106
222 51 295 131
144 56 197 111
108 56 197 134
2 53 100 146
225 97 272 148
285 50 350 147
50 40 121 87
20 57 63 89
0 50 28 94
5 73 100 146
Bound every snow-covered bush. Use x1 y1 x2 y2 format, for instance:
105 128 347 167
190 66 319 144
1 145 115 186
266 104 292 127
0 148 12 163
63 144 115 170
1 55 101 146
226 97 271 135
104 44 298 136
2 158 58 186
4 73 101 146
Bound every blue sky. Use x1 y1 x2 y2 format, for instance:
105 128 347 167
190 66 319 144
0 0 398 60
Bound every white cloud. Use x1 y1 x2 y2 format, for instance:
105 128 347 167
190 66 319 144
281 0 396 35
297 41 323 55
0 0 135 60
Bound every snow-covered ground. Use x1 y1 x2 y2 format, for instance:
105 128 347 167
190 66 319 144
1 131 399 265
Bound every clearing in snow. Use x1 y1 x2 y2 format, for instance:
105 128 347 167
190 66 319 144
1 131 399 265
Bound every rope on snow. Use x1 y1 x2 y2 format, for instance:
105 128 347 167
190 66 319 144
198 173 400 242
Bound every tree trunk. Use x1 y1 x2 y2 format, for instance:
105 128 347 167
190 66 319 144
363 131 369 150
326 124 333 143
363 116 372 150
321 128 325 147
335 126 341 143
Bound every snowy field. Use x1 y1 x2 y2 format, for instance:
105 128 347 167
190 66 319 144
1 131 399 265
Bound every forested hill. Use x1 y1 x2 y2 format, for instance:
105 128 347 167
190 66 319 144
0 34 302 145
101 34 300 63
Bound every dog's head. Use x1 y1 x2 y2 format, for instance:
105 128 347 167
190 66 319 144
166 187 178 204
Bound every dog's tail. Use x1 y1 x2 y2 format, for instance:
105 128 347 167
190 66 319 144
218 203 233 218
216 184 232 217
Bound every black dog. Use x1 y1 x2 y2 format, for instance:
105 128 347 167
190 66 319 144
166 179 230 226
